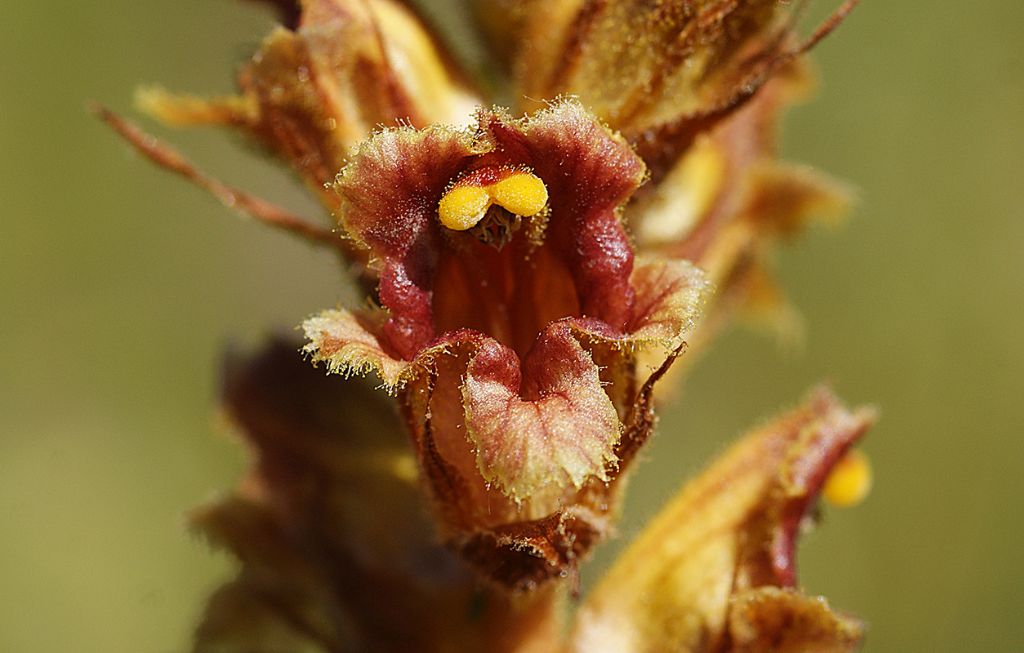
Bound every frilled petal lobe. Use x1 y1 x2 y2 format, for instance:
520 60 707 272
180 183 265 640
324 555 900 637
571 388 874 653
457 258 710 507
625 258 709 346
334 125 478 357
301 308 410 390
337 126 476 256
463 323 620 505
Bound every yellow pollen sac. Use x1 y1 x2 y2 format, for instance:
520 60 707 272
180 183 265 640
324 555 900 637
437 171 548 232
438 185 491 231
489 172 548 218
823 448 873 508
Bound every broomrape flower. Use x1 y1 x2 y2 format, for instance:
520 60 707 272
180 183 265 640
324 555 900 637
101 0 874 650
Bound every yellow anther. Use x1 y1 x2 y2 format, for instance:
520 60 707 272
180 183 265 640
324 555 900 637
438 185 491 231
823 448 872 508
490 172 548 217
438 170 549 233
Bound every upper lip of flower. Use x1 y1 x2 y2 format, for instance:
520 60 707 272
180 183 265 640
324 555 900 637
331 101 649 360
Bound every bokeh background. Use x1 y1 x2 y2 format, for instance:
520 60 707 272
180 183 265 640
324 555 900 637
2 1 1022 651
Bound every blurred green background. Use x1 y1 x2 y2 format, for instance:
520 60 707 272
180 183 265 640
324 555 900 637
2 1 1021 651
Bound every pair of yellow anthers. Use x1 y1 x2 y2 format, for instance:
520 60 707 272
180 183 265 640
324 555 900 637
438 170 548 231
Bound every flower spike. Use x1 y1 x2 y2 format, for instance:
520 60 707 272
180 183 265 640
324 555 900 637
101 0 875 646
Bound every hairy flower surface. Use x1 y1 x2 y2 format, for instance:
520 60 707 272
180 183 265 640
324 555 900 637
297 100 710 585
101 0 872 649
